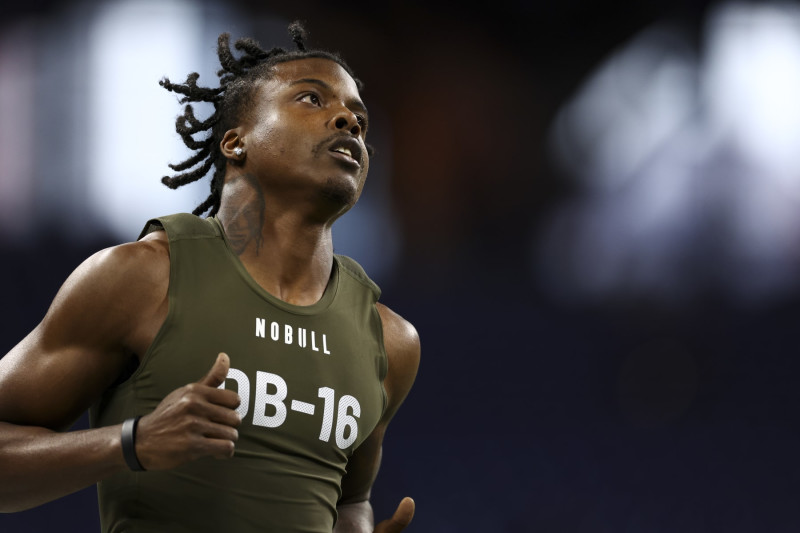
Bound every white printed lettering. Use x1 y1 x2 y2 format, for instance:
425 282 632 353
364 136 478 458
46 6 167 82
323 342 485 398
291 400 315 415
298 328 307 348
253 371 287 428
318 387 335 442
219 367 250 420
221 367 361 450
253 317 332 356
336 395 361 448
323 335 330 355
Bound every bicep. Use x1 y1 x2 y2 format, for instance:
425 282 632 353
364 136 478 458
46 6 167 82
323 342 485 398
0 327 125 430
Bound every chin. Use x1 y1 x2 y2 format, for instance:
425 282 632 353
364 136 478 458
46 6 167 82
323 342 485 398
320 176 359 208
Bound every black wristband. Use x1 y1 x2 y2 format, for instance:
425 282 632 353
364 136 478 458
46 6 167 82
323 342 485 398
121 416 146 472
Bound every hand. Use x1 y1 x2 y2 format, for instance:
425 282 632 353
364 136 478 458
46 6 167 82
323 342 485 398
133 352 241 470
374 497 415 532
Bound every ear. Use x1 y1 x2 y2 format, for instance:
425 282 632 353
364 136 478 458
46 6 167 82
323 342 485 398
220 128 245 162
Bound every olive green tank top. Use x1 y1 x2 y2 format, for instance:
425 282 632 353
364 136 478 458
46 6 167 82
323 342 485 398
90 213 387 533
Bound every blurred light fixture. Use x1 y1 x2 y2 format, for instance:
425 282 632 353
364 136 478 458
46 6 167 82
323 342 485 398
539 1 800 305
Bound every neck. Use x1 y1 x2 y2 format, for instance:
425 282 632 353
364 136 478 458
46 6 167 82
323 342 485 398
216 172 336 306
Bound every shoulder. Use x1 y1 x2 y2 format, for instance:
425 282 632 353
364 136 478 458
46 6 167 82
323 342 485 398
71 230 170 298
94 230 171 315
41 231 171 349
375 303 420 421
336 254 381 299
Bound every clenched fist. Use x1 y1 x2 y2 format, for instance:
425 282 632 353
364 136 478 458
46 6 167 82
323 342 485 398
133 353 241 470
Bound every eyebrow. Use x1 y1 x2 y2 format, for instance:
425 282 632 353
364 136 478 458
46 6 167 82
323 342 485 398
290 77 369 119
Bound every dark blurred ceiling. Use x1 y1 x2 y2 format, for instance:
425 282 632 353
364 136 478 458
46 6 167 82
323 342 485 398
1 0 718 83
2 0 715 44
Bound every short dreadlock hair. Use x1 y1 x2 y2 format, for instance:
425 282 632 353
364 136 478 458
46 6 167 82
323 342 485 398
159 21 366 217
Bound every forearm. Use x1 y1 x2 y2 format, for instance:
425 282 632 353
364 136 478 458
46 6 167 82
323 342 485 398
334 500 374 533
0 421 125 512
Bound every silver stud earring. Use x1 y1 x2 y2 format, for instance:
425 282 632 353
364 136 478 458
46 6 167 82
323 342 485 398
234 147 244 156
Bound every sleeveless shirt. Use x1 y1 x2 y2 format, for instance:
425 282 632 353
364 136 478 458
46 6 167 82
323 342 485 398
89 213 388 533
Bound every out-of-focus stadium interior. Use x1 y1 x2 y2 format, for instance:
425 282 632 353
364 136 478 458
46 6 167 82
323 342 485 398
3 0 800 530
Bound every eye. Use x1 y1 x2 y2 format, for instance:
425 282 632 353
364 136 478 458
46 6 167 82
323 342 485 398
299 93 321 106
355 114 367 129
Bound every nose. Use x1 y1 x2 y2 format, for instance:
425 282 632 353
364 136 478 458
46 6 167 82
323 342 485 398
330 108 361 136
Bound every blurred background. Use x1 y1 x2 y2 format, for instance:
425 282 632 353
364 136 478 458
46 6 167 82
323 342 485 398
2 0 800 531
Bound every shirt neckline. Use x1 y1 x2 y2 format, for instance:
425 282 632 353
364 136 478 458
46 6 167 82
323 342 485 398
210 216 339 315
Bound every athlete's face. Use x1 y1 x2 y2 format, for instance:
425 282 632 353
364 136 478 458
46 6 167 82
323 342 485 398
241 58 370 211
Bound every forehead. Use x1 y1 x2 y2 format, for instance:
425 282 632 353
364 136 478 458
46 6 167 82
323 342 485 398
266 58 362 99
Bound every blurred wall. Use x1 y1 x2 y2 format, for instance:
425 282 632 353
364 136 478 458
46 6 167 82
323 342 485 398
3 0 800 531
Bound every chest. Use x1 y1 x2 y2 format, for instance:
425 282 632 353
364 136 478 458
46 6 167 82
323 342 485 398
142 303 386 458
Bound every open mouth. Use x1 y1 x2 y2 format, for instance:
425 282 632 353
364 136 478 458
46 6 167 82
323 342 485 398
328 138 363 167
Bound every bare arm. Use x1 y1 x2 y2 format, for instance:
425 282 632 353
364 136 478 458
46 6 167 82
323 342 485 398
0 233 241 512
334 303 420 533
